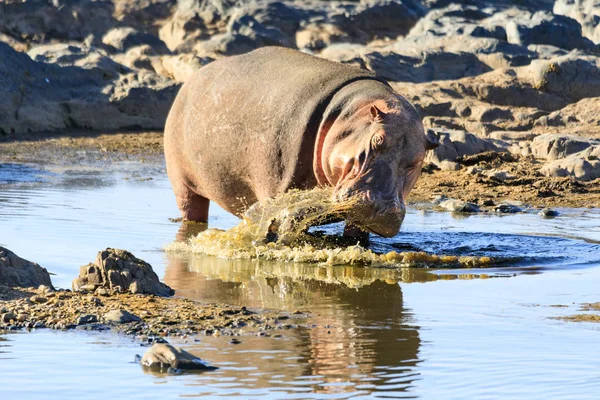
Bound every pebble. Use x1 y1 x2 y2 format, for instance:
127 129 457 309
539 208 559 217
495 204 522 213
439 199 481 213
76 314 98 325
103 309 141 324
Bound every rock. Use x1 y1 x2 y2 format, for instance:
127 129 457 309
2 312 16 323
506 11 598 52
439 160 461 171
495 204 522 213
531 134 594 161
521 54 600 102
425 130 499 167
194 10 293 56
554 0 600 44
0 246 54 289
140 343 217 371
103 309 141 324
29 295 48 304
27 43 128 80
102 27 171 54
363 50 492 83
330 0 426 42
483 170 517 181
0 0 116 45
158 53 213 82
72 248 174 297
439 199 481 213
540 146 600 181
539 208 559 217
0 42 180 135
296 23 349 51
77 314 99 325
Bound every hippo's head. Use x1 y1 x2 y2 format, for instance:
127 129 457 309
315 99 437 237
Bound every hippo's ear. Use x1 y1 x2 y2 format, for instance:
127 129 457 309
425 129 439 150
370 105 386 122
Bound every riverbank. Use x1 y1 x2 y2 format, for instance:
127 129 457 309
2 132 598 208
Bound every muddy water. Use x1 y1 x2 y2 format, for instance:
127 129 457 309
2 160 600 399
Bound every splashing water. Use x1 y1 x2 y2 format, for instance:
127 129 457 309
167 188 496 268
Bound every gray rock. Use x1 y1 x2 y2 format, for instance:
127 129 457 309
495 204 522 213
540 146 600 181
140 343 217 371
102 27 171 54
531 134 594 161
0 0 115 45
0 246 54 289
522 54 600 102
0 42 180 135
539 208 559 217
425 130 499 166
103 309 141 324
439 199 481 213
72 248 174 297
554 0 600 44
361 50 492 83
77 314 99 325
439 160 461 171
28 43 128 80
2 312 16 323
506 11 598 52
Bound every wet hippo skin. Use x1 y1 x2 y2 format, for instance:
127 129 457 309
164 46 436 237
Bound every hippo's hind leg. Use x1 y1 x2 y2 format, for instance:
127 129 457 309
171 180 210 222
178 187 210 222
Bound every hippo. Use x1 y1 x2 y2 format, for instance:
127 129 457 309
164 47 437 238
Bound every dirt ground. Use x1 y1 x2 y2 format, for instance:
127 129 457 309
2 131 599 209
0 284 305 337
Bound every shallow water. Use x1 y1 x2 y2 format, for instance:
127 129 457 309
2 160 600 399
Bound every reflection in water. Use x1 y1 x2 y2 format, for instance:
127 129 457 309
165 251 422 394
167 226 423 393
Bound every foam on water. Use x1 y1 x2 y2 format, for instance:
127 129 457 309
167 188 496 268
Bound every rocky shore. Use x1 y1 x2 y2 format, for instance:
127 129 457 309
0 247 303 338
1 0 599 207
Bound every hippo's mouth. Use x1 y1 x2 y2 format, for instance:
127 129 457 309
335 188 405 238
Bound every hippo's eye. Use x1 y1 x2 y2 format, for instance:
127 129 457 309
371 132 385 151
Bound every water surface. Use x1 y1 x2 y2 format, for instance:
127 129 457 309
1 160 600 399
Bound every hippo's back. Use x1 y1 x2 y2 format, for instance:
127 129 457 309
165 47 382 215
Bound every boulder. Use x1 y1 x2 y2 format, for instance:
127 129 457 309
540 146 600 181
505 10 598 52
554 0 600 44
159 53 213 82
330 0 426 42
0 247 54 289
72 248 174 297
439 199 481 213
425 129 499 166
0 0 115 45
530 134 594 161
362 50 492 83
103 309 141 324
521 54 600 102
0 42 180 135
27 43 128 79
140 343 217 372
102 27 171 54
